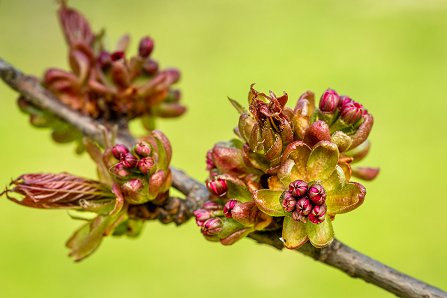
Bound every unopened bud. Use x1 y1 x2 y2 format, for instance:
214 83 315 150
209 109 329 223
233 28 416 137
309 204 326 224
289 180 308 198
292 211 307 223
223 199 238 218
341 101 364 124
339 95 353 107
138 157 155 174
202 218 223 236
142 59 159 75
194 209 212 226
281 192 297 213
122 153 138 168
134 141 151 157
112 162 130 178
319 89 340 113
203 201 221 211
112 144 129 160
296 197 312 216
138 36 154 58
308 184 326 206
206 178 228 197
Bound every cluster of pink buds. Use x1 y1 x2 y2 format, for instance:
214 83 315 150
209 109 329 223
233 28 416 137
281 180 327 224
194 201 223 236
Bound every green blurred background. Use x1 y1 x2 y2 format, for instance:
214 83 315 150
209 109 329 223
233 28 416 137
1 0 446 297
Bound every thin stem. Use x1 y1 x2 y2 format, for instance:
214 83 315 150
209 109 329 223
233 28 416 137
1 57 446 298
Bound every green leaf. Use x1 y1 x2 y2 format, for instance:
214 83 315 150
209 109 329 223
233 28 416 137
282 216 308 249
253 189 285 217
218 174 252 202
321 165 345 193
306 141 339 181
326 182 366 215
228 97 246 114
306 216 334 248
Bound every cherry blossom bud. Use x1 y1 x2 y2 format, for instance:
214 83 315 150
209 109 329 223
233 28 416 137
309 204 327 224
296 197 312 216
203 201 221 211
281 192 297 212
292 211 307 223
194 209 212 226
341 101 364 124
308 184 326 205
206 178 228 197
202 218 223 236
134 141 151 157
319 89 340 113
138 157 155 174
112 144 129 160
112 162 130 178
122 153 138 168
339 95 353 107
142 59 159 75
289 180 308 198
138 36 154 58
223 200 237 218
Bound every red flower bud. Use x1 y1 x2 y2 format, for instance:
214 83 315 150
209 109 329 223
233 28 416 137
142 59 159 75
112 144 129 160
339 95 353 107
122 153 138 169
97 51 112 69
203 201 221 211
289 180 308 198
112 162 130 178
138 36 154 58
223 199 238 218
340 101 364 124
138 157 155 175
281 192 297 212
319 89 340 113
292 211 307 223
206 178 228 197
194 209 212 226
309 204 327 224
134 141 151 157
308 184 326 206
202 218 223 236
296 197 312 216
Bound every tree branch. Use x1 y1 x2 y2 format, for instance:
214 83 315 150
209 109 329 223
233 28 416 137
1 57 446 298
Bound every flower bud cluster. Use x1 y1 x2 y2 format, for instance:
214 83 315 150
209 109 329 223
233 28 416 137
19 2 186 151
281 180 327 224
194 201 223 236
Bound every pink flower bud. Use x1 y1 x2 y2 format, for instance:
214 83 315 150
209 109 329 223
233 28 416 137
223 199 238 218
138 157 155 175
112 162 130 178
319 89 340 113
193 209 212 226
340 101 364 124
308 184 326 206
202 218 223 236
296 197 312 216
112 144 129 160
339 95 353 107
138 36 154 58
121 178 143 196
309 204 327 224
206 178 228 197
142 59 159 75
281 192 297 212
203 201 221 211
134 141 151 157
122 153 138 169
289 180 308 198
292 211 307 223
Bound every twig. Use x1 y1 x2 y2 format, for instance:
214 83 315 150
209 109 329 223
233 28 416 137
1 57 445 298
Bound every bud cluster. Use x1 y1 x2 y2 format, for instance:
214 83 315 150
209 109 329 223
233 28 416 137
194 201 223 236
281 180 327 224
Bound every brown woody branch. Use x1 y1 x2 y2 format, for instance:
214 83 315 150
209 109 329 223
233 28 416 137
1 57 446 298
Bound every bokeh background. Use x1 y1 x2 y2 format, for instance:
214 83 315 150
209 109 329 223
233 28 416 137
1 0 447 297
